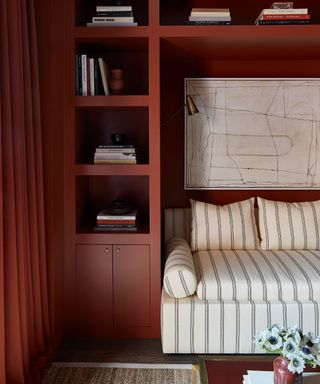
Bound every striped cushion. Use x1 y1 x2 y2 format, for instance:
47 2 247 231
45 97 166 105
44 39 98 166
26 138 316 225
190 198 259 251
258 197 320 250
163 238 197 299
194 249 320 301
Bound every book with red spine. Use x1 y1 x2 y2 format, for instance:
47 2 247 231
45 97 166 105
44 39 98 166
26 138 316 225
259 13 310 20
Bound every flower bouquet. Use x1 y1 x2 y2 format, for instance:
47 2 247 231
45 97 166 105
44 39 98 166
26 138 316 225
255 324 320 380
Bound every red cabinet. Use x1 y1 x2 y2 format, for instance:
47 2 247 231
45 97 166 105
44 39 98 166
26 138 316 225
76 244 150 337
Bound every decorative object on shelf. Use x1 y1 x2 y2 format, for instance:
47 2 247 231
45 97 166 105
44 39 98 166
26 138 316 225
271 2 294 9
255 324 320 384
185 78 320 190
104 200 131 215
109 69 125 94
111 133 126 145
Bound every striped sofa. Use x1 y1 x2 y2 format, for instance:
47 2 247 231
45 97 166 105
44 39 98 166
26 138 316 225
161 205 320 354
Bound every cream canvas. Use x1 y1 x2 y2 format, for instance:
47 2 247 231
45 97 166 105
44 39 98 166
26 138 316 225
185 78 320 189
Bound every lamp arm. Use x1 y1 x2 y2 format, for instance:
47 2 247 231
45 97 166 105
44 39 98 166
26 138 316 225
161 105 185 127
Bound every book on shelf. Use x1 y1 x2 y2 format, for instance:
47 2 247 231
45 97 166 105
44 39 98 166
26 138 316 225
81 54 87 96
255 6 309 24
94 159 137 164
96 5 132 12
259 13 310 20
98 58 110 95
87 21 138 27
256 19 310 25
96 11 133 17
189 8 231 25
88 5 136 27
189 16 231 22
190 8 230 15
92 16 134 22
97 144 135 149
75 56 105 96
94 225 138 232
94 153 136 160
94 144 137 164
188 21 231 25
259 8 308 14
97 209 138 221
97 219 136 225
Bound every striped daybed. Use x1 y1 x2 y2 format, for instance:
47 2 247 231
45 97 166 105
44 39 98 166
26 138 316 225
161 198 320 354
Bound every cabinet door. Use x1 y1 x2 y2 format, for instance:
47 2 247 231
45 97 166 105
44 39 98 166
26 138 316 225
114 245 150 327
76 244 113 335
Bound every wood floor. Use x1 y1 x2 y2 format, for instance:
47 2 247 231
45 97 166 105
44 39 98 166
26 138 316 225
55 338 199 365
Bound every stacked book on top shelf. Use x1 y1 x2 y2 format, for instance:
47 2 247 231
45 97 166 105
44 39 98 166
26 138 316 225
95 208 138 232
94 145 137 164
188 8 231 25
87 5 137 27
255 2 310 25
75 55 110 96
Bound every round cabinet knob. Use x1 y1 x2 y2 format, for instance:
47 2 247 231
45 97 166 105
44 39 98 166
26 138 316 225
115 247 120 253
105 248 109 253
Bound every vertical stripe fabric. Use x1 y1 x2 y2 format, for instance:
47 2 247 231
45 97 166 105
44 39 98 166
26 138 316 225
190 198 259 251
258 197 320 250
161 290 320 354
163 238 197 298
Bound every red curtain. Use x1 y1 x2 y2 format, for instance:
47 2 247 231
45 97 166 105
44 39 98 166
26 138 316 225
0 0 52 382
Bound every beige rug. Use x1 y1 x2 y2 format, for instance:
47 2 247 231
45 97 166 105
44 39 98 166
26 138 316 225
43 363 200 384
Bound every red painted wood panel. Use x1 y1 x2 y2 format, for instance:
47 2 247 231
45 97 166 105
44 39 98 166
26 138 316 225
114 245 150 327
76 245 113 334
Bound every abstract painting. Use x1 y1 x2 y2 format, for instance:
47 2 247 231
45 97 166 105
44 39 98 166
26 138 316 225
185 78 320 189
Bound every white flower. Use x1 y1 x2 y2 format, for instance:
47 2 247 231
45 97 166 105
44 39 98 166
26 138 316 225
284 325 301 344
282 339 298 359
264 329 283 351
255 330 268 347
288 354 305 374
299 345 316 362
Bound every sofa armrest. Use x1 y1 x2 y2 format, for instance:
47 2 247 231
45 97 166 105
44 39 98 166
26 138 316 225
163 237 197 298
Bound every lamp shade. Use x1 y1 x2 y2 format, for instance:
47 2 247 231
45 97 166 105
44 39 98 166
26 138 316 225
186 95 199 115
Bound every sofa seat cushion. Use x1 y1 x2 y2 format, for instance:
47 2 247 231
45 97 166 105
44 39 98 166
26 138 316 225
194 249 320 301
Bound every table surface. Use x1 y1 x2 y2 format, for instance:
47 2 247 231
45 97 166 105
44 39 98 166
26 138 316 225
199 355 320 384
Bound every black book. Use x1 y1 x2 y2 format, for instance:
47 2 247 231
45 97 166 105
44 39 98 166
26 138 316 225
75 54 82 95
96 11 134 17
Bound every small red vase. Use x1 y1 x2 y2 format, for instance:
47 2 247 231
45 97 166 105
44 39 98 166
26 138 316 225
273 356 302 384
109 69 125 95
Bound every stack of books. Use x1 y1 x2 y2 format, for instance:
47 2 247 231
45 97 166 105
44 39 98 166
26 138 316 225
95 209 138 231
255 2 310 25
87 5 137 27
94 145 137 164
188 8 231 25
75 55 110 96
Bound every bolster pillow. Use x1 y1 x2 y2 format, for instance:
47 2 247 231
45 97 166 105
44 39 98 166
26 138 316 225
163 237 197 299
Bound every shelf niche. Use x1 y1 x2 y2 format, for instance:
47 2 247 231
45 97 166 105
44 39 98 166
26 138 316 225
75 0 148 27
76 107 149 165
76 175 150 234
76 38 148 95
160 0 320 25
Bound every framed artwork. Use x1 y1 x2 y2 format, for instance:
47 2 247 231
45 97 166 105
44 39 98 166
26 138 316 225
185 78 320 189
